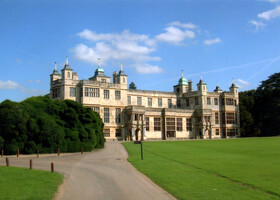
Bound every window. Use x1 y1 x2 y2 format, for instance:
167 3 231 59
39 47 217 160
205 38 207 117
166 118 175 137
215 112 219 124
123 77 125 83
115 91 121 100
195 97 199 105
215 129 220 135
115 108 121 124
115 129 121 137
207 97 211 105
214 98 218 105
104 108 110 123
101 79 106 83
93 107 100 114
70 87 76 97
168 99 172 108
226 113 235 124
176 118 182 131
52 88 60 98
103 129 110 137
146 117 149 131
158 98 162 107
104 90 109 99
227 129 236 137
226 98 234 105
186 118 192 131
137 97 142 106
85 87 100 97
154 118 161 131
148 98 152 107
67 72 70 78
176 99 181 108
186 99 190 107
128 96 131 105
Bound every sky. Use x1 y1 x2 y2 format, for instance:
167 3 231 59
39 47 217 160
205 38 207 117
1 0 280 102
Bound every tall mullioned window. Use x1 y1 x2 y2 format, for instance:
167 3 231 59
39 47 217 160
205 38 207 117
115 91 121 100
166 118 175 137
168 99 172 108
70 87 76 97
115 129 121 137
52 88 60 98
176 99 181 108
148 98 152 107
154 118 161 131
103 129 110 137
146 117 149 131
226 113 235 124
207 97 211 105
128 96 131 105
215 112 219 124
158 98 162 107
176 118 182 131
226 98 234 105
186 118 192 131
216 129 220 135
115 108 121 124
214 98 218 105
137 97 142 106
85 87 99 97
104 90 109 99
104 108 110 123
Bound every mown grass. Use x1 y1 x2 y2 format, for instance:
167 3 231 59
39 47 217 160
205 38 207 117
123 137 280 200
0 166 63 200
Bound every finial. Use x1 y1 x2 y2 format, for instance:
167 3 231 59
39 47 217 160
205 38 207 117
216 81 219 87
121 64 123 71
232 78 235 84
98 58 101 68
181 70 184 78
54 62 57 71
66 56 69 65
200 73 203 80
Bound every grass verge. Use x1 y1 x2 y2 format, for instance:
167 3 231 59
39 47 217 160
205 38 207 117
0 166 63 200
123 137 280 200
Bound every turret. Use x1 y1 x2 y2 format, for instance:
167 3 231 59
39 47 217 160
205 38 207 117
173 70 188 94
197 74 207 94
230 79 238 96
89 58 111 83
214 82 222 93
61 56 73 80
118 64 127 89
50 62 61 83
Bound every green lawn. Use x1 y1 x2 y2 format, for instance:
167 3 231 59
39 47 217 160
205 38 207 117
0 166 63 200
123 137 280 200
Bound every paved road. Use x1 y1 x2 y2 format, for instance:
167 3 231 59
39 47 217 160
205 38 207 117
0 141 175 200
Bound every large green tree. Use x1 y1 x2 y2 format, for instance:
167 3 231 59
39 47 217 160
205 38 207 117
0 96 105 155
254 72 280 136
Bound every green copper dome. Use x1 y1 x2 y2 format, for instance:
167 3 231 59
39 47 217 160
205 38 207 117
95 67 104 73
178 77 188 85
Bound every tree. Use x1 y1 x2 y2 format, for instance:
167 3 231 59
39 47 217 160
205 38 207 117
254 72 280 136
129 82 137 90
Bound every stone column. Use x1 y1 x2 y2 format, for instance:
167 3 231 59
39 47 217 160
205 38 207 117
132 127 135 141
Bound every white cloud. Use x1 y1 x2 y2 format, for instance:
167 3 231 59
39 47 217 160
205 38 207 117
267 0 280 3
169 21 198 29
134 64 164 74
0 80 21 89
203 38 221 46
249 20 266 31
258 6 280 20
156 26 195 44
237 79 250 86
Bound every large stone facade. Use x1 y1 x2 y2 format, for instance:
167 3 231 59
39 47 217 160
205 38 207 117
50 57 240 141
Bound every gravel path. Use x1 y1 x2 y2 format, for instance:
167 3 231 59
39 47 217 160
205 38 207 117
0 141 175 200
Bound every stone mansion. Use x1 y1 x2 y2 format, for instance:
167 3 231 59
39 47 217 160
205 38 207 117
50 57 240 141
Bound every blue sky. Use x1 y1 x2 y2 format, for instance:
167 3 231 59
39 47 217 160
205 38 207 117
1 0 280 102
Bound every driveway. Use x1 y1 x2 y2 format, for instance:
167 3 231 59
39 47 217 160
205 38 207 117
0 141 175 200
